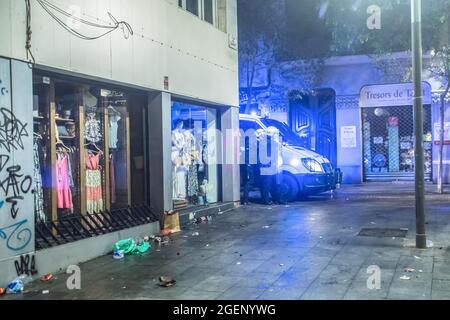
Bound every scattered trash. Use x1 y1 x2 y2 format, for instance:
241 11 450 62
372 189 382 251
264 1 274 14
400 228 409 231
122 286 127 289
427 240 434 248
205 244 210 247
207 216 213 222
6 277 25 294
161 229 172 237
40 273 54 282
392 237 396 240
192 232 200 237
404 268 415 273
419 270 423 273
113 250 125 260
144 235 156 242
163 211 181 234
236 262 241 265
279 264 285 267
370 222 376 225
161 236 170 245
0 288 5 296
159 276 176 288
400 275 411 280
189 212 196 221
414 256 422 260
42 290 49 295
262 226 270 229
113 238 151 256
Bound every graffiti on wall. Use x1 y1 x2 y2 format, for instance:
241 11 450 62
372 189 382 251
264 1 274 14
0 63 33 256
0 163 33 219
0 108 29 153
14 253 38 277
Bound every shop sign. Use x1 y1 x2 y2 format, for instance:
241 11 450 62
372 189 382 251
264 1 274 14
360 83 432 108
433 122 450 145
341 126 357 148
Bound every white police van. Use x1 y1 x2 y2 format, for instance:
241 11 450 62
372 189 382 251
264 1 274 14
239 114 342 201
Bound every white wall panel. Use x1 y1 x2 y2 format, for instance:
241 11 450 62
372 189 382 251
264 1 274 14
0 0 238 107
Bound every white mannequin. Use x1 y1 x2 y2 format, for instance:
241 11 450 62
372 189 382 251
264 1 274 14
172 121 187 200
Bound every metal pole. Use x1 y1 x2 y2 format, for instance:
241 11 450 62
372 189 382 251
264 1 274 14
411 0 427 249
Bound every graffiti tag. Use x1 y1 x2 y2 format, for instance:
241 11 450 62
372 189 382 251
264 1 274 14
0 108 29 152
14 254 38 277
0 165 32 219
0 219 32 251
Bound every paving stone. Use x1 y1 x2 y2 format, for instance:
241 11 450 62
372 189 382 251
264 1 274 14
7 182 450 300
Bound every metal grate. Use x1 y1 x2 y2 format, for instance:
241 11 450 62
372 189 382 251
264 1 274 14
35 205 160 250
362 105 432 181
358 228 408 238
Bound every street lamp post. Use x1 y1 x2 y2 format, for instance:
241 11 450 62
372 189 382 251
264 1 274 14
411 0 427 249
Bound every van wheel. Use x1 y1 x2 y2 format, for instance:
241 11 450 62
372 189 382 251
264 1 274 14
276 174 299 203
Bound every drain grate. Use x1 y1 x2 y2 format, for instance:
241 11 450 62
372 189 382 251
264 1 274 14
358 228 408 238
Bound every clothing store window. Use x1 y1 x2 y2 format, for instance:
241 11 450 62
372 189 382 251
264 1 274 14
32 73 146 223
171 101 219 210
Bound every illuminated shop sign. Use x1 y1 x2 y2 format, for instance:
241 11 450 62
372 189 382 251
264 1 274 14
360 83 432 108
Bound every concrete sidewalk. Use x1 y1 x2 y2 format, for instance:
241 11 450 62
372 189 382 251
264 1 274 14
3 182 450 300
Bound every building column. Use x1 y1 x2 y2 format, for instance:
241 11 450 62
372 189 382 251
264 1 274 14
147 92 173 220
0 58 34 287
432 92 450 184
335 95 363 184
221 106 240 203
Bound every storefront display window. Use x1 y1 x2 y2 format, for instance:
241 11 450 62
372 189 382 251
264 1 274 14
171 101 219 209
362 105 432 180
32 73 146 223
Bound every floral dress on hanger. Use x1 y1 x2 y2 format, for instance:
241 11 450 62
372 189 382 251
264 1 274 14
86 151 104 214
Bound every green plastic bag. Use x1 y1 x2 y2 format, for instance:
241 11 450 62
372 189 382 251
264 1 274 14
113 238 150 255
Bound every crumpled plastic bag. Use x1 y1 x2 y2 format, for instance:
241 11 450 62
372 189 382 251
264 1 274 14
6 276 26 294
113 238 150 255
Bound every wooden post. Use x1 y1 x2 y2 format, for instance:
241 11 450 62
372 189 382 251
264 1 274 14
49 81 57 228
79 106 86 215
104 108 111 211
126 112 131 207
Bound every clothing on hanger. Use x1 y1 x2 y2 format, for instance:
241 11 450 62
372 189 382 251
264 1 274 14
109 112 121 149
56 152 74 210
85 112 102 143
85 151 104 214
33 136 45 222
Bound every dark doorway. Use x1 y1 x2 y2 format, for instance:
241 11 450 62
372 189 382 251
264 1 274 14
289 89 337 167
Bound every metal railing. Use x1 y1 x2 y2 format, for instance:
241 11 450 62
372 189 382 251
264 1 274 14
35 205 160 250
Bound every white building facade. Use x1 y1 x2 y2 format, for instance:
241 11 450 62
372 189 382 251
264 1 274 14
0 0 240 286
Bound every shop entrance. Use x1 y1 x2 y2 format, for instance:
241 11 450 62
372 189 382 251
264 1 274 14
362 105 433 181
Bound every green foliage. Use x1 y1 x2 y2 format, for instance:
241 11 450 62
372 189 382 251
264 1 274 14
325 0 450 56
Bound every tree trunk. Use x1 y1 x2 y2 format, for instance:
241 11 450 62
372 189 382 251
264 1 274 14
245 61 256 114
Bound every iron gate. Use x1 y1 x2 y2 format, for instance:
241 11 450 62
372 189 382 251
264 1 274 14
362 105 433 181
35 205 160 250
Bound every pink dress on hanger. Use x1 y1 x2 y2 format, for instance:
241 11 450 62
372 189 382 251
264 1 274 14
86 152 104 214
56 154 73 209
